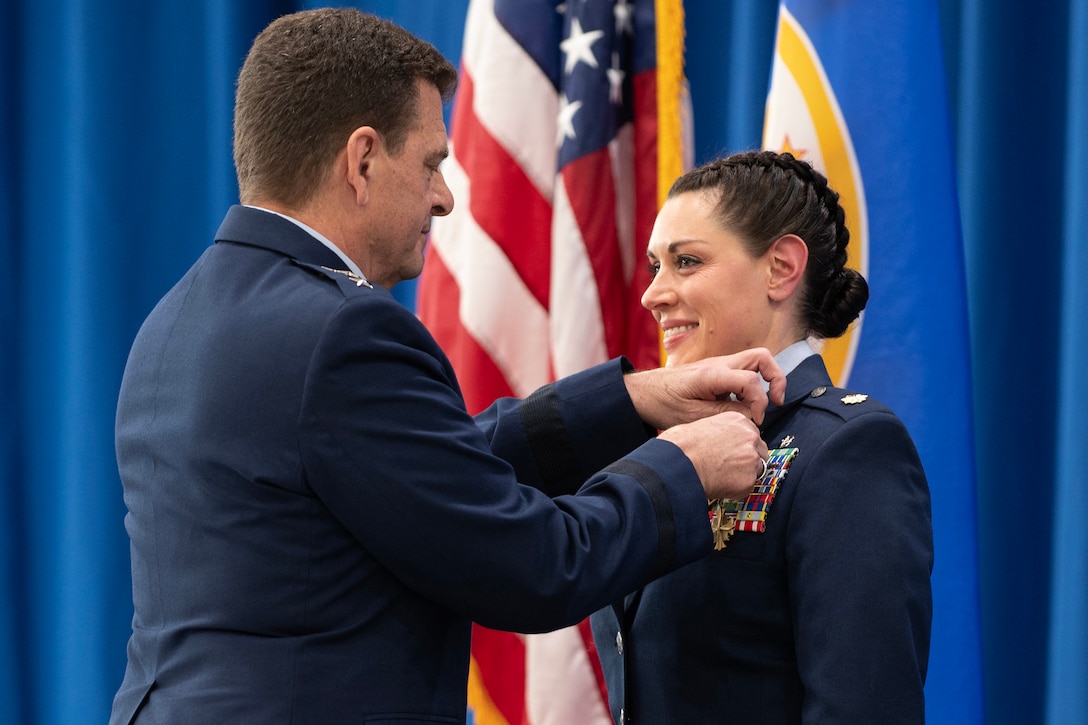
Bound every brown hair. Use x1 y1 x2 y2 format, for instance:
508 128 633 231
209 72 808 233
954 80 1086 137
233 8 458 207
669 150 868 339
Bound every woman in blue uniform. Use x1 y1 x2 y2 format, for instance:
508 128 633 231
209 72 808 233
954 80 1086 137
591 150 933 724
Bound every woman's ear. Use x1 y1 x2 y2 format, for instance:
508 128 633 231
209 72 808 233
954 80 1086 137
767 234 808 301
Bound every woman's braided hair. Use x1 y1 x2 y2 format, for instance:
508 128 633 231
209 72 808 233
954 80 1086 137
668 150 868 339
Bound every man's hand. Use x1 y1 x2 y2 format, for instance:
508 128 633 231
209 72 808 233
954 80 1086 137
624 348 786 430
658 412 769 501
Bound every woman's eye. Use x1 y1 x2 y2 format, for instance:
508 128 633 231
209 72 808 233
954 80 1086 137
647 261 661 277
677 255 700 269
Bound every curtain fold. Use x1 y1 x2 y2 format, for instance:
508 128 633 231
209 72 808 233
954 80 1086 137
2 5 25 723
1047 2 1088 723
955 3 1076 723
1 1 1084 723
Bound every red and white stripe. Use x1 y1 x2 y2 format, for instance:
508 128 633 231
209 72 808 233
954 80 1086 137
417 0 666 721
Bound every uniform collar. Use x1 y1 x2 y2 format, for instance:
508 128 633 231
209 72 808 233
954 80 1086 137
760 353 833 434
243 205 369 283
214 205 351 273
775 339 817 377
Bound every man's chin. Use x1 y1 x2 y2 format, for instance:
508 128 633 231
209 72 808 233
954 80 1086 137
401 257 426 284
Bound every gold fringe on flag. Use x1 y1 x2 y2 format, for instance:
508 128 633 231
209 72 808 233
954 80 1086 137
655 0 687 207
466 655 511 725
655 0 687 365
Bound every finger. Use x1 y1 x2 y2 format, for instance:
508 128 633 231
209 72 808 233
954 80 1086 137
719 348 786 407
728 373 769 424
752 355 786 406
731 348 787 406
714 399 760 422
720 347 773 372
765 370 787 406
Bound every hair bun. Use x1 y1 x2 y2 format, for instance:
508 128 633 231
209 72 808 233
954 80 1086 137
813 268 869 338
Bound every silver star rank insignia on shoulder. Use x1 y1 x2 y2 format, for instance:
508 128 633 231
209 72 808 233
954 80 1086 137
841 393 868 405
321 266 373 288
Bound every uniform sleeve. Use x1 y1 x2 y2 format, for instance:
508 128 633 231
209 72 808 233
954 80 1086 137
787 411 933 723
474 357 655 496
298 295 712 632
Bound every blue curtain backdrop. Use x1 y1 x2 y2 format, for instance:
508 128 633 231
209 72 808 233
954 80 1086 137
1 1 1084 723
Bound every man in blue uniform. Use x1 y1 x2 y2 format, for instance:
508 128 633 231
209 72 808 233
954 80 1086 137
109 9 784 724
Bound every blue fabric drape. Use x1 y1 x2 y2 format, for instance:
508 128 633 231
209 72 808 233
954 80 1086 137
2 6 24 721
953 2 1088 724
1048 1 1088 723
6 4 293 722
1 1 1085 723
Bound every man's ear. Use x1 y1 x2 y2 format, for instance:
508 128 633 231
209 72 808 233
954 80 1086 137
345 126 380 205
767 233 808 301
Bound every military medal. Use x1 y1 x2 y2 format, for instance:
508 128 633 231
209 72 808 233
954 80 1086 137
707 446 799 549
709 498 740 550
735 447 798 532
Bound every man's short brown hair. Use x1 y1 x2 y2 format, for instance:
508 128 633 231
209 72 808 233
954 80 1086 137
233 8 458 207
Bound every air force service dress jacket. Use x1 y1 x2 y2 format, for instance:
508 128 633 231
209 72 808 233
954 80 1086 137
110 205 713 725
591 354 934 724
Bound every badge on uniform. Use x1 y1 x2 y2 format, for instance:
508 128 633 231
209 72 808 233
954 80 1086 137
709 446 800 550
320 265 373 288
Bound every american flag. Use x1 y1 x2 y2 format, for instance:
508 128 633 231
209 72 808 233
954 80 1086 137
417 0 687 722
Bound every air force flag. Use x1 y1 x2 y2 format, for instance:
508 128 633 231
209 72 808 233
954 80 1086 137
763 2 984 722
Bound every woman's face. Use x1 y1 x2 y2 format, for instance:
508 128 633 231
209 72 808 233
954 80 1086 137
642 191 775 366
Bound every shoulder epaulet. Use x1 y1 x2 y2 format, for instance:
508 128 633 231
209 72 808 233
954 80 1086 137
802 385 892 420
295 261 376 296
